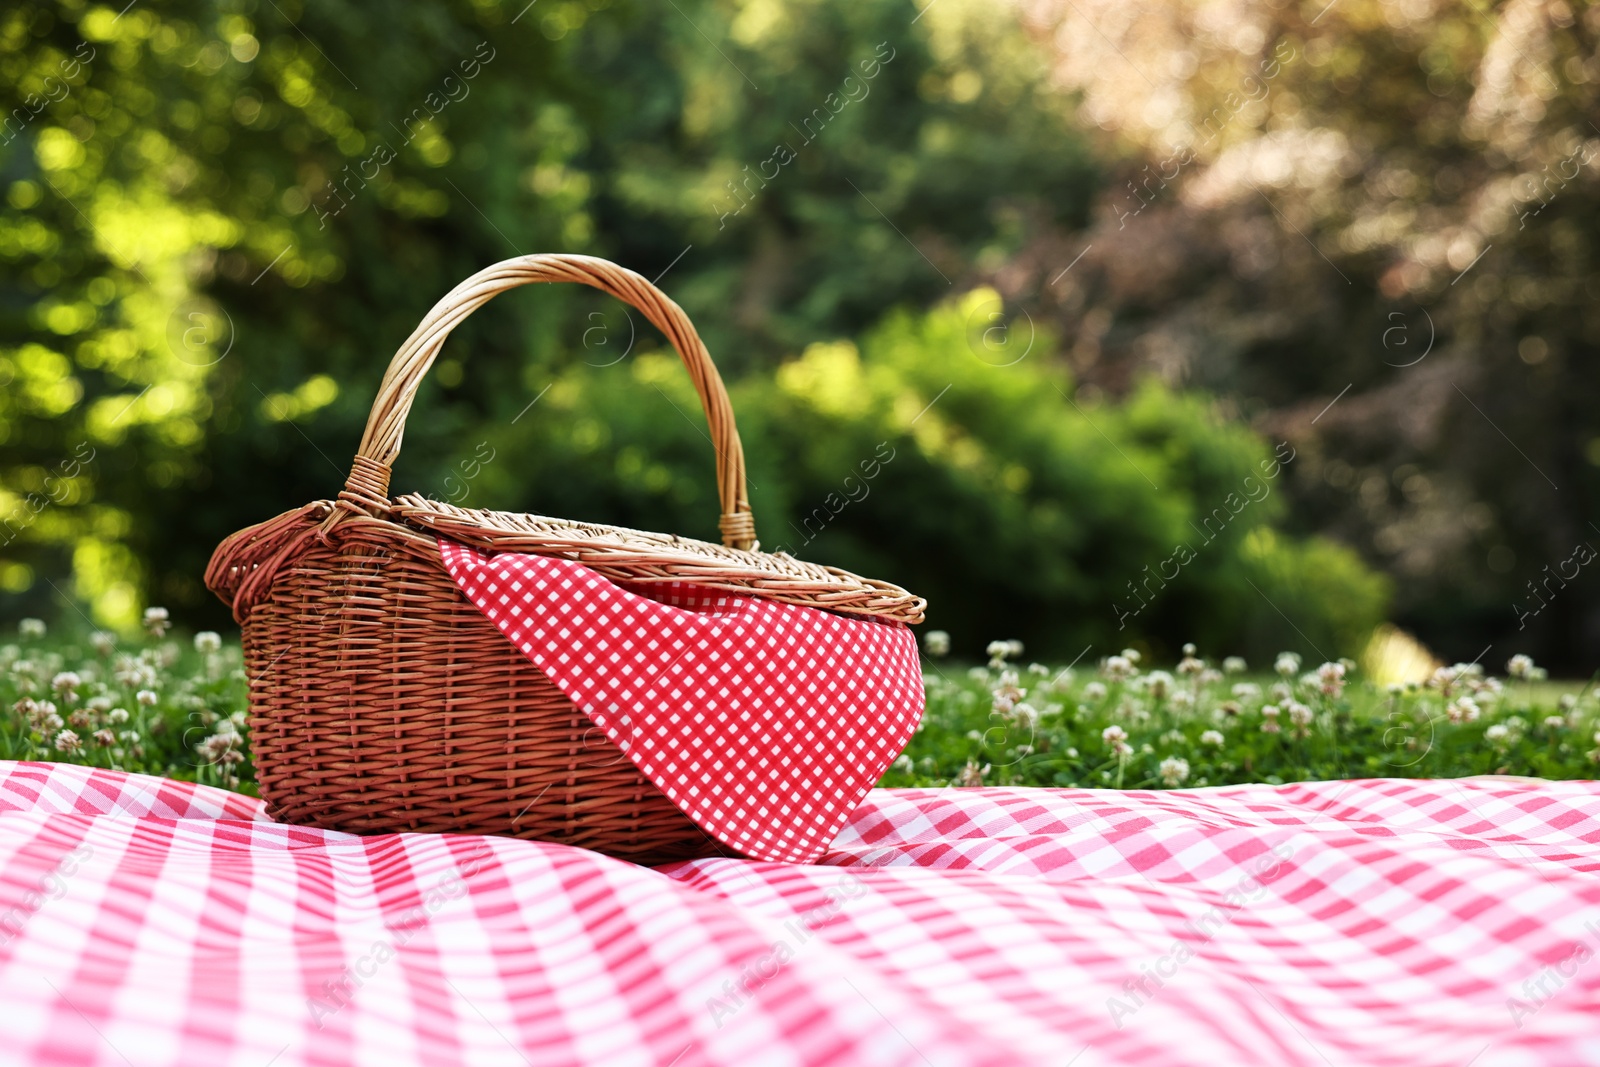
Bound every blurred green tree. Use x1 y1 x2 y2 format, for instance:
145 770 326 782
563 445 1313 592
0 0 1095 627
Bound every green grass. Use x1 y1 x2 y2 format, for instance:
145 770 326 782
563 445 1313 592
3 617 1595 797
892 644 1599 789
2 619 255 795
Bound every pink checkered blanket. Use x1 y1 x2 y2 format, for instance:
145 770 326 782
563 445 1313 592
3 761 1598 1066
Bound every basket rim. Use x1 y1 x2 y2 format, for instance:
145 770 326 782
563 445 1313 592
206 498 926 626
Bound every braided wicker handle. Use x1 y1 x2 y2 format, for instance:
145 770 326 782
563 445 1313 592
335 254 756 550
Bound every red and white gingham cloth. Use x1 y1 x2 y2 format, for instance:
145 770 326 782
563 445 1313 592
4 761 1600 1066
440 541 924 863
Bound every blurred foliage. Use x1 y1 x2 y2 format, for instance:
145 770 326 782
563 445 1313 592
536 290 1389 656
1007 0 1600 670
1 0 1399 661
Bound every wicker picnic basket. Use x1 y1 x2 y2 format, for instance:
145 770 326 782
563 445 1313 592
205 254 925 863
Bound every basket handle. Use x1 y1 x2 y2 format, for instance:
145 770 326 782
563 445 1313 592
333 253 756 550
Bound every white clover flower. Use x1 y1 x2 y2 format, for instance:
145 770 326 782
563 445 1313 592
1287 701 1314 728
121 662 158 689
1446 697 1480 724
922 630 950 657
1144 671 1174 700
19 619 45 639
1260 704 1281 734
118 730 140 744
197 733 236 763
1177 656 1204 677
1171 690 1196 711
1316 662 1347 698
1198 668 1224 685
1223 657 1247 674
991 671 1024 710
892 754 914 774
53 729 82 753
958 760 989 787
1006 639 1025 659
1182 643 1197 656
1200 729 1225 747
1121 648 1142 665
143 606 170 637
1158 756 1190 787
1047 668 1075 693
51 671 82 695
1102 724 1128 745
136 689 158 707
1274 652 1301 678
1027 662 1050 677
1507 654 1534 680
1065 747 1079 758
88 631 116 656
1543 716 1566 732
107 707 129 724
1232 682 1261 700
1083 681 1107 702
1270 681 1292 702
966 666 990 682
1485 724 1509 744
93 728 116 748
1102 656 1136 682
1010 702 1041 728
194 631 223 654
1559 694 1577 711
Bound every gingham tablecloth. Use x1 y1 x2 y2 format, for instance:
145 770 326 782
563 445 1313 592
2 761 1599 1066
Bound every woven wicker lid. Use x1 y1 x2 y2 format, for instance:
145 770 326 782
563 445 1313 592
392 495 925 623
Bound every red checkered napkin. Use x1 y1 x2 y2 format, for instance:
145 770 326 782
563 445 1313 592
440 540 924 863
